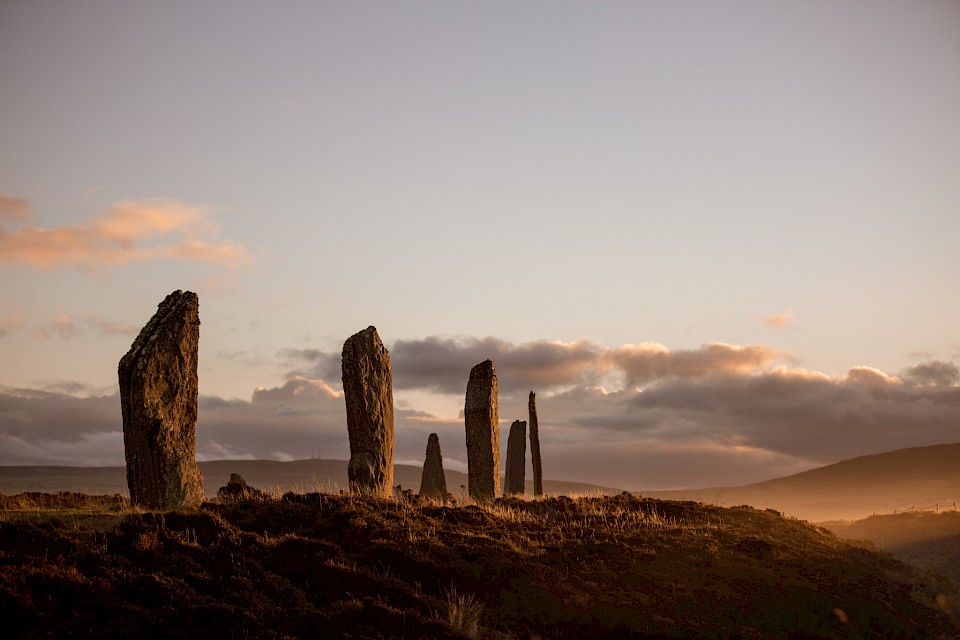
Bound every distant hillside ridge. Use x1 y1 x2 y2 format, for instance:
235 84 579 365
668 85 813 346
0 459 621 498
644 442 960 522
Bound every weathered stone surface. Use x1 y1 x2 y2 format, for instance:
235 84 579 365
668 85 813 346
341 326 394 497
119 290 204 509
504 420 526 496
529 391 544 497
419 433 448 499
464 359 499 500
217 473 267 500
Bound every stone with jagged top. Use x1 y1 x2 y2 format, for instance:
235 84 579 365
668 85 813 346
119 290 204 509
342 326 395 498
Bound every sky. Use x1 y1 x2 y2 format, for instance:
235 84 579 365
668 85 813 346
1 1 958 490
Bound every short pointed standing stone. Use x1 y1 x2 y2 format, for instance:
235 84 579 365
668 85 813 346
419 433 448 499
341 326 394 497
119 290 204 509
504 420 526 496
529 391 544 496
464 360 499 501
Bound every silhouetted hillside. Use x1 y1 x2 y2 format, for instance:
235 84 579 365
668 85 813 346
1 492 955 638
826 511 960 584
645 443 960 522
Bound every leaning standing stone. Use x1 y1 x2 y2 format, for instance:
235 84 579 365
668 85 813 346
341 326 395 498
529 391 544 496
419 433 448 499
464 359 500 500
119 290 205 509
504 420 526 496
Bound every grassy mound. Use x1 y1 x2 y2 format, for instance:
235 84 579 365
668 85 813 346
1 492 956 639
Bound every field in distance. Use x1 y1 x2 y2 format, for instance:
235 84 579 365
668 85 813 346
0 459 622 499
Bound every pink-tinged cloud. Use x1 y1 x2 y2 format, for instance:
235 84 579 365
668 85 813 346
606 342 788 387
33 315 79 340
0 314 25 337
844 366 901 386
0 194 32 222
764 311 795 328
31 314 138 340
0 198 252 270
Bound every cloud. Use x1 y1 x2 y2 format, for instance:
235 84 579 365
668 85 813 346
31 314 138 340
0 194 32 222
391 336 603 394
91 319 139 336
32 314 80 340
605 342 787 387
284 337 787 397
901 361 960 387
3 343 959 490
764 311 795 328
0 314 25 337
0 198 252 270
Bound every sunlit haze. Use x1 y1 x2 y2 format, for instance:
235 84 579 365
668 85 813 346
1 1 958 490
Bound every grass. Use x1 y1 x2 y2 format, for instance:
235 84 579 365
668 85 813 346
1 489 957 639
445 586 484 639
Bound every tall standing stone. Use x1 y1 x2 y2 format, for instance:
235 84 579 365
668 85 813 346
504 420 526 496
341 326 394 497
529 391 544 496
464 359 499 500
119 290 204 509
419 433 448 499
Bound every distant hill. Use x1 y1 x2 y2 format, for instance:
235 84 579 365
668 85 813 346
0 459 621 498
645 442 960 522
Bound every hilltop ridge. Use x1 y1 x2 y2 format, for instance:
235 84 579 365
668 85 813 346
646 443 960 521
1 491 955 638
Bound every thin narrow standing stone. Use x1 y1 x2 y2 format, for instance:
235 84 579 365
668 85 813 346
464 359 499 500
419 433 448 499
529 391 544 496
119 290 204 509
341 326 395 497
504 420 526 496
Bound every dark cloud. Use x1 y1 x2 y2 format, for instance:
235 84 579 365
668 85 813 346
901 361 960 386
281 337 603 396
280 337 787 398
279 348 341 383
3 347 959 489
391 336 602 395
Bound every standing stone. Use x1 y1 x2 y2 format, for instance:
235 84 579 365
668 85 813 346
341 326 394 497
119 290 204 509
464 360 499 500
419 433 448 499
529 391 544 496
504 420 526 496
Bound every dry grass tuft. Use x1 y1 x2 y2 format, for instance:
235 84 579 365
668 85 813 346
445 586 484 639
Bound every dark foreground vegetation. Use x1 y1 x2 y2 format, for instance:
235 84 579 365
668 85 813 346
1 492 957 639
827 511 960 586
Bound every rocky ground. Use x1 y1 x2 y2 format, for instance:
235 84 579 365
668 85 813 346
1 491 957 639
